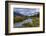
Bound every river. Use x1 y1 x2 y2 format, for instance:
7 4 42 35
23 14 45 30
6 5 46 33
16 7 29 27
14 18 32 28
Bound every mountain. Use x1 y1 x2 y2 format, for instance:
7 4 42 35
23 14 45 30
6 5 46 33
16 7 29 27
31 12 39 17
14 11 39 17
14 11 24 16
34 12 39 17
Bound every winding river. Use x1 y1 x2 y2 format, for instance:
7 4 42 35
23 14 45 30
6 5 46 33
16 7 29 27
14 18 32 28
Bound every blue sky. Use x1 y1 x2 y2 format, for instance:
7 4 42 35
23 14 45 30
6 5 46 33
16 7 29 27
14 8 39 16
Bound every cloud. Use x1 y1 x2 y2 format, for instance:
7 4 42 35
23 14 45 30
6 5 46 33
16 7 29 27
14 8 39 16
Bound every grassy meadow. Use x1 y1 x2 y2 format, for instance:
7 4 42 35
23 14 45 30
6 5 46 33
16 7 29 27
14 16 39 27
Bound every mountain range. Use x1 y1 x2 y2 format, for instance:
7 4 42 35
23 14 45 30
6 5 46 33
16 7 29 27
14 11 24 16
14 11 39 17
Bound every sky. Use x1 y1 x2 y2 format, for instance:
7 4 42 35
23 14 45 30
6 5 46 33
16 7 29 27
14 8 39 16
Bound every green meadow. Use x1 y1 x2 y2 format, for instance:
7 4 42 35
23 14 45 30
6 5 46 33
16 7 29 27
14 16 39 27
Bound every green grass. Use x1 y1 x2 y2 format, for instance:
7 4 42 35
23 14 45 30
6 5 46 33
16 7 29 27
14 16 26 23
14 16 39 27
23 22 33 27
22 17 39 27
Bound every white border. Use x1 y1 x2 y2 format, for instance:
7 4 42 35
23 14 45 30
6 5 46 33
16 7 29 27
8 3 43 33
